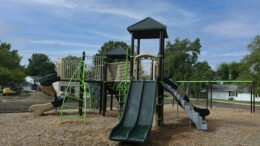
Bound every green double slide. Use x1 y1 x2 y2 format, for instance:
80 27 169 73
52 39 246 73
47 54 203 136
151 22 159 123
109 78 158 143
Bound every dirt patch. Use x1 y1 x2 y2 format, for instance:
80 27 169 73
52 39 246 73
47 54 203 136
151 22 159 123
1 92 259 113
0 105 259 145
0 92 52 113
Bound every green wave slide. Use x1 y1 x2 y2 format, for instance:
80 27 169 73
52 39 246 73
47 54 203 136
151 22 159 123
109 78 158 143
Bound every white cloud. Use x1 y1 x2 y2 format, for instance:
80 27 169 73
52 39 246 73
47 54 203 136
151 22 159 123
88 29 129 41
87 7 143 20
223 51 249 57
204 20 260 38
16 0 196 25
30 40 100 48
30 0 77 8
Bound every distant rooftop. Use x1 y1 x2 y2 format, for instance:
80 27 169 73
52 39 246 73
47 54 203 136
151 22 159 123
212 84 249 92
105 46 129 59
27 76 41 80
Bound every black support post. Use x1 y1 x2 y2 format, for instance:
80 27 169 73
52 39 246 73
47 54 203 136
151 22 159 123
250 82 253 113
110 93 113 110
102 58 108 116
79 52 85 116
210 82 212 109
157 31 164 126
130 32 134 77
151 61 154 80
137 39 140 80
206 82 208 109
99 60 103 114
253 82 255 113
99 81 103 114
162 36 165 77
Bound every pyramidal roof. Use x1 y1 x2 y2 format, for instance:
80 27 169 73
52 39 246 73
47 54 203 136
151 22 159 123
105 46 126 56
127 17 168 39
105 46 129 59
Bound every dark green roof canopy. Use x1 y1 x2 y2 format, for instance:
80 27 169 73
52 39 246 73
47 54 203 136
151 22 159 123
127 17 168 39
105 46 128 59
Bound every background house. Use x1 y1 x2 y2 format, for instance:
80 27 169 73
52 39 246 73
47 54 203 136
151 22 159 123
21 82 34 91
208 84 260 102
23 76 41 91
25 76 41 85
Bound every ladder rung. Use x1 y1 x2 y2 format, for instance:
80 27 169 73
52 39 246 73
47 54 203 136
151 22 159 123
63 105 84 109
67 96 84 102
62 116 83 118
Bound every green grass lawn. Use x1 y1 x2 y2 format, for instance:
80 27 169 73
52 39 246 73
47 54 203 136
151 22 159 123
189 98 260 105
211 99 260 105
166 96 260 105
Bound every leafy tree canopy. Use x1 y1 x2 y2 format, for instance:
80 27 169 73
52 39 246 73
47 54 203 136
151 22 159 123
63 55 81 60
215 62 240 80
164 38 201 81
237 35 260 92
191 61 215 81
0 41 25 86
26 53 56 77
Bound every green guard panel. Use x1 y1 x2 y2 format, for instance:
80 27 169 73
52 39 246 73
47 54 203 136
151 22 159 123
128 81 157 142
109 80 144 141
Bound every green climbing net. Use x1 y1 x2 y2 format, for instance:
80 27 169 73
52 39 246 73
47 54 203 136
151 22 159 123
113 80 129 120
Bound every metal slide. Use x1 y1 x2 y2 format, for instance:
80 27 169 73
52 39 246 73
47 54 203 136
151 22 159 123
162 78 210 130
109 79 157 143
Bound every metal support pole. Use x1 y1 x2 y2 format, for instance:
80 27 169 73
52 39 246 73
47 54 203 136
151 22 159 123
206 82 208 109
172 96 174 107
99 58 103 114
130 32 134 77
177 99 179 119
210 82 212 109
157 31 164 126
162 37 165 77
79 51 85 116
110 93 113 110
137 39 140 80
253 82 255 113
99 82 103 114
151 61 154 80
250 82 253 113
102 58 108 116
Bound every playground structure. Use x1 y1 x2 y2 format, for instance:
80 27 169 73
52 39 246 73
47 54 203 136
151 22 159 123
29 73 65 117
29 17 212 143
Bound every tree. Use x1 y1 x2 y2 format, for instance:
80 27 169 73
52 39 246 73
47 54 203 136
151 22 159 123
230 62 240 80
191 61 215 81
26 53 56 76
215 61 240 80
164 38 201 81
64 55 81 60
188 61 215 98
164 38 202 95
0 41 25 86
237 35 260 93
216 63 230 80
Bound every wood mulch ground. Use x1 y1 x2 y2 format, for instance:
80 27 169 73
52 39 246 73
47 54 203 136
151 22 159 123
0 103 259 146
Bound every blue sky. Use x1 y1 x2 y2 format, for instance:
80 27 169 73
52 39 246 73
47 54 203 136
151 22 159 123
0 0 259 69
